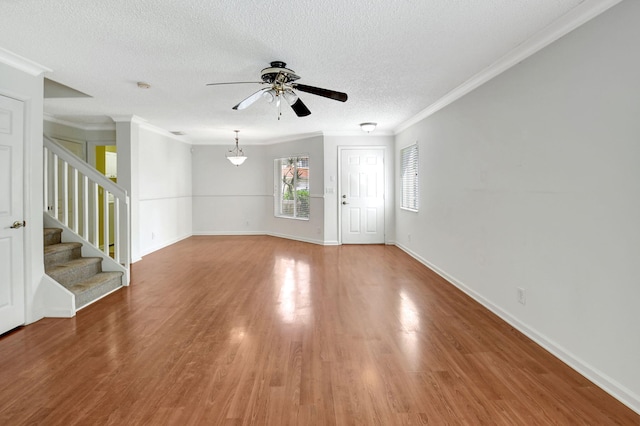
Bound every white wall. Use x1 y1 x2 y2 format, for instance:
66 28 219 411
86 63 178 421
192 144 270 235
138 126 193 256
0 59 46 323
395 0 640 412
323 134 395 245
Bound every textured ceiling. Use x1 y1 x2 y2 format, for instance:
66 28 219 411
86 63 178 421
1 0 600 144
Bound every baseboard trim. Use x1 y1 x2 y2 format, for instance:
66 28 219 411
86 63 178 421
394 242 640 415
192 231 266 236
267 232 325 246
42 307 75 318
192 231 338 246
140 234 192 257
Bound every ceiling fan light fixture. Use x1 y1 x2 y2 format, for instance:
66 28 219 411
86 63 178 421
226 130 247 166
360 122 377 133
282 89 298 105
262 89 277 103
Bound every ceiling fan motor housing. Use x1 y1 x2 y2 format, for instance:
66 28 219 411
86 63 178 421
261 61 300 85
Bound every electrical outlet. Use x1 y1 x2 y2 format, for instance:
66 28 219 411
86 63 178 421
407 234 412 242
517 288 526 305
151 232 155 240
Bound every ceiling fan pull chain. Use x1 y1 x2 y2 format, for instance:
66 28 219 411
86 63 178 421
277 94 282 120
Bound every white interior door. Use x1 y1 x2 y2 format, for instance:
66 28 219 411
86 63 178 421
340 148 385 244
0 95 25 334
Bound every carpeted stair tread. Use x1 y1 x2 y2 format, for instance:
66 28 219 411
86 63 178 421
44 242 83 269
46 257 103 287
44 242 83 256
69 271 123 308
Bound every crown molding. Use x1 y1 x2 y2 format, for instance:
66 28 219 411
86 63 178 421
110 114 147 124
44 113 115 131
262 131 324 145
111 115 192 144
394 0 624 134
0 47 51 76
323 130 394 137
138 120 193 144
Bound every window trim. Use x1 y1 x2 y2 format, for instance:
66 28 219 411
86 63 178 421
274 155 310 220
400 143 419 212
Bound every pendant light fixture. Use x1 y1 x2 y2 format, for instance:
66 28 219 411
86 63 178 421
226 130 247 166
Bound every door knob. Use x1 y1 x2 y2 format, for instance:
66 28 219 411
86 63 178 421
10 220 26 229
342 201 349 205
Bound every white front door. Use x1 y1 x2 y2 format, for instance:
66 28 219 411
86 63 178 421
0 95 25 334
340 148 385 244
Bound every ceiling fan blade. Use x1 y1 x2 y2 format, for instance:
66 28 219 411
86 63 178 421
232 88 269 110
206 81 263 86
292 84 348 102
289 98 311 117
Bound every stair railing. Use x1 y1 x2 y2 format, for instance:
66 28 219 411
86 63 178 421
43 135 130 274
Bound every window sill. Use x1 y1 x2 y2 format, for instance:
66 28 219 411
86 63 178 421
400 207 419 213
274 215 310 221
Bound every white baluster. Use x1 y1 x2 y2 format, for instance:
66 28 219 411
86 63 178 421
82 175 89 240
53 154 59 221
72 168 79 233
93 182 99 247
103 188 110 256
62 161 69 226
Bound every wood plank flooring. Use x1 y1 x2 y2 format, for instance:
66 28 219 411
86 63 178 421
0 236 637 425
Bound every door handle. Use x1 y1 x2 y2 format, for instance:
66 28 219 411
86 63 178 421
342 201 349 205
10 220 26 229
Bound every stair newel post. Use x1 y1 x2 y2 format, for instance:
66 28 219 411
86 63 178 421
117 193 130 284
114 197 120 263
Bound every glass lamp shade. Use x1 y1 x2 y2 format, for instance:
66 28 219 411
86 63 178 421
282 89 298 105
360 122 377 133
227 155 247 166
262 89 277 103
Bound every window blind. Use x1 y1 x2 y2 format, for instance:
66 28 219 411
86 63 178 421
401 144 419 211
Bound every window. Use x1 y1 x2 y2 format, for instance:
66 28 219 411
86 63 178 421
275 156 310 219
401 144 418 211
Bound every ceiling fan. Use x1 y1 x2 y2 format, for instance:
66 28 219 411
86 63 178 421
207 61 348 119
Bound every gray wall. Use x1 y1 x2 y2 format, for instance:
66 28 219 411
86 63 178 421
192 143 271 235
395 0 640 411
192 135 326 244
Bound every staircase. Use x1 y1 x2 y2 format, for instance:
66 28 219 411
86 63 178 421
44 227 123 309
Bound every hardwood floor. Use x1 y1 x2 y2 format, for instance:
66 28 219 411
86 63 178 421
0 236 637 425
